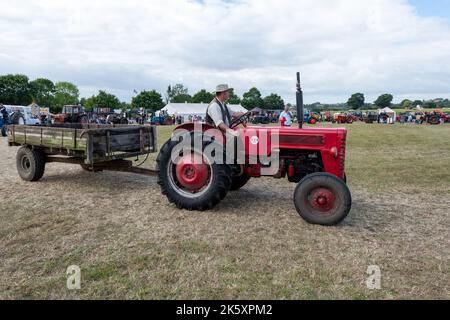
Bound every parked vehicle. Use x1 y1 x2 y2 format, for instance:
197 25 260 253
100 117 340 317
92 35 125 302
2 105 41 126
333 113 354 124
364 111 379 124
91 107 128 125
53 105 89 124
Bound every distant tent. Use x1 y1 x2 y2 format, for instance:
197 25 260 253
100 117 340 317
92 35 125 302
378 107 396 124
161 102 247 122
250 107 263 114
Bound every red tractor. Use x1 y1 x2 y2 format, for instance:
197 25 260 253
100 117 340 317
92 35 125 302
333 113 354 124
156 73 351 226
53 105 89 124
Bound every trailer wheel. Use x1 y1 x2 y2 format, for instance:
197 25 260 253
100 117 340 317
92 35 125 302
16 147 46 181
230 173 251 191
294 173 351 226
156 138 232 211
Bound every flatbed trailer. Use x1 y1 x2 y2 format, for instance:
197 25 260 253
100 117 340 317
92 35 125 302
6 124 158 180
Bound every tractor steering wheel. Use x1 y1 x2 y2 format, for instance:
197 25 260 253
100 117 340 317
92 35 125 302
230 112 251 129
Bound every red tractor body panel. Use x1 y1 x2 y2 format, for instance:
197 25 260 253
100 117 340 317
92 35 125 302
173 123 347 180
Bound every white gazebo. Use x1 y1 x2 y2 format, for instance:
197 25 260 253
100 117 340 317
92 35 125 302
161 102 247 122
378 107 397 124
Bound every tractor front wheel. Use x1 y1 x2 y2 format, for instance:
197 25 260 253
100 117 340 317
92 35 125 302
156 138 232 211
294 173 351 226
16 147 46 181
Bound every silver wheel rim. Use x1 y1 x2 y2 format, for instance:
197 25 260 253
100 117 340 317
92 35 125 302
167 151 213 199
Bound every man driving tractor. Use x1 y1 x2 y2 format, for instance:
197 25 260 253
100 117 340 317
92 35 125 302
205 84 243 135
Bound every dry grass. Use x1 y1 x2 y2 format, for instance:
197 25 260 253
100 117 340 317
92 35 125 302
0 123 449 300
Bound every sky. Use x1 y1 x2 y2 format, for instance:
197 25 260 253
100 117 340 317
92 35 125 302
0 0 449 104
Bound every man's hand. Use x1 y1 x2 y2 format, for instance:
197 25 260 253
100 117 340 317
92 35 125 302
232 112 245 119
226 128 240 137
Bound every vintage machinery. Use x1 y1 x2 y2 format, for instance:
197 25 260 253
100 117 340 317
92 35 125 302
92 107 129 125
333 113 354 124
156 73 352 226
54 105 89 124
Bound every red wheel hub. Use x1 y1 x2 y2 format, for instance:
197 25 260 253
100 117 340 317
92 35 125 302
175 154 210 192
308 188 335 212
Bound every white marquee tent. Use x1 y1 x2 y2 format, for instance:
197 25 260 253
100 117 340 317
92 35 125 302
378 107 397 124
161 102 247 122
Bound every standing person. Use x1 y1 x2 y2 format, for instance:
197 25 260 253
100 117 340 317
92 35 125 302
279 105 293 127
1 105 9 122
206 84 243 135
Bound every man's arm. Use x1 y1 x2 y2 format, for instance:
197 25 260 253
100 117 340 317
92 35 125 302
208 103 238 135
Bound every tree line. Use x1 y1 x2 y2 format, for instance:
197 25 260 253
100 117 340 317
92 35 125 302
2 74 448 114
0 74 286 113
308 93 450 112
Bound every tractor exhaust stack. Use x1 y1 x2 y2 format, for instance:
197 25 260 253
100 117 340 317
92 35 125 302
296 72 304 129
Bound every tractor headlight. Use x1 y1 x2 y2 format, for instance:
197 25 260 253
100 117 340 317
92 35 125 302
330 147 338 158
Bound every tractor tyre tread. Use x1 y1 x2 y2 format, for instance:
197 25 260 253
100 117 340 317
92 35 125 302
16 147 46 182
156 138 232 211
294 172 352 226
230 173 251 191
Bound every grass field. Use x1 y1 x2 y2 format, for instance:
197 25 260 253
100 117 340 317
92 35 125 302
0 122 449 299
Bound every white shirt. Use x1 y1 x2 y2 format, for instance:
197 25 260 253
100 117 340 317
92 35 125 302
207 100 235 127
279 111 293 126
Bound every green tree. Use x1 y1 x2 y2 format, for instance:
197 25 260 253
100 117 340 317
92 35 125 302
29 78 55 108
132 90 164 111
172 94 192 103
439 99 450 108
94 90 121 109
374 94 393 109
166 84 189 103
262 93 284 110
0 74 32 105
192 89 214 103
423 101 437 109
53 81 79 113
227 89 242 105
400 99 413 109
242 87 263 109
347 93 365 110
412 100 423 108
119 101 132 111
82 91 121 111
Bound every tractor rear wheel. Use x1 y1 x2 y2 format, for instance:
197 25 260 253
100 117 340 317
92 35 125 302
156 138 232 211
230 173 251 191
294 173 351 226
16 147 46 181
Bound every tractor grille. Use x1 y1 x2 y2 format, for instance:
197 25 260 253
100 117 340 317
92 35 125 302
278 135 324 146
339 138 346 172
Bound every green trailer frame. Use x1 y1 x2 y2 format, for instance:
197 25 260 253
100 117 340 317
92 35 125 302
7 124 158 176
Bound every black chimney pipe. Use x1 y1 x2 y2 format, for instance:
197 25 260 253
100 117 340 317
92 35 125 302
296 72 304 129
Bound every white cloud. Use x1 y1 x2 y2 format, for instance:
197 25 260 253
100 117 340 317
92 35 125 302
0 0 449 103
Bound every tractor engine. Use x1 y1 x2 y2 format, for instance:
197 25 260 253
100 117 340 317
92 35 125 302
280 150 324 183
